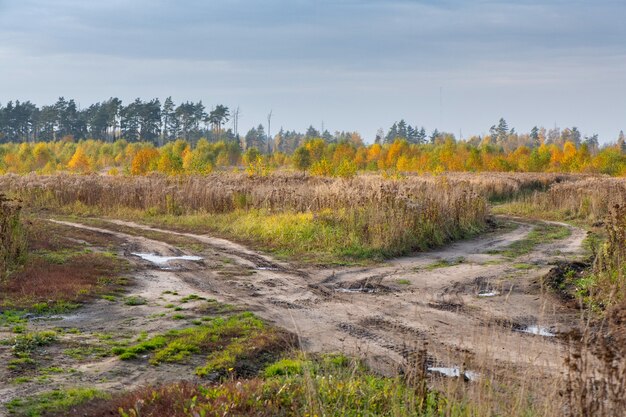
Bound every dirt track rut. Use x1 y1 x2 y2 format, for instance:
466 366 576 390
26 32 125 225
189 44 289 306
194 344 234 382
47 216 587 376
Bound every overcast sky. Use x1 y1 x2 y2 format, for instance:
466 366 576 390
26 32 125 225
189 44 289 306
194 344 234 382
1 0 625 143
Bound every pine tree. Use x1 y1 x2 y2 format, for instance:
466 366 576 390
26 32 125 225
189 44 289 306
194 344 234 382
530 126 540 147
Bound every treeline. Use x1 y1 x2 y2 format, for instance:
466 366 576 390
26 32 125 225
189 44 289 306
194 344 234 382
0 98 361 153
1 98 625 176
1 134 625 177
0 97 236 145
3 98 625 156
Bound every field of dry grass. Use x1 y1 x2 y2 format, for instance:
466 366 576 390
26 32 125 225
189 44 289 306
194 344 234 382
1 171 625 417
0 173 492 263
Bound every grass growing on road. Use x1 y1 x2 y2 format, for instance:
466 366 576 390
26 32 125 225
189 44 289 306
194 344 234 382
113 311 294 378
489 222 571 258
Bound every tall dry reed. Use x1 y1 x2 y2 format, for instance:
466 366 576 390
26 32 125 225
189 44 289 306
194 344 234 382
0 173 490 257
0 193 26 277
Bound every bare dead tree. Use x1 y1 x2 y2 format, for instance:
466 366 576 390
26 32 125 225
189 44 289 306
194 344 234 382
267 110 273 154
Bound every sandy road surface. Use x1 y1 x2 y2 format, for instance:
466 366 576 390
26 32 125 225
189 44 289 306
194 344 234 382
61 218 586 369
0 216 587 411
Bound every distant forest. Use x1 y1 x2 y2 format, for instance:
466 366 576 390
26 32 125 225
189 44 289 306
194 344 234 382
2 97 625 155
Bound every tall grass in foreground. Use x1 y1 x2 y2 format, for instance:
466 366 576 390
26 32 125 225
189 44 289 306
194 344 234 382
0 193 26 277
496 177 626 415
566 204 626 417
0 173 489 261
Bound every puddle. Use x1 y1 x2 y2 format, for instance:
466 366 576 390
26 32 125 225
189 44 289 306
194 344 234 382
477 291 499 297
28 315 65 322
335 287 377 294
131 253 203 266
334 279 391 294
517 325 556 337
428 367 479 381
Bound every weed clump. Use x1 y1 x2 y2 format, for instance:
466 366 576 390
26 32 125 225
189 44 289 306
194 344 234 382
0 193 27 278
113 312 293 379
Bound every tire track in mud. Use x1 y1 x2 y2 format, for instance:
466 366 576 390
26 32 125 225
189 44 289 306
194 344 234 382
47 216 588 377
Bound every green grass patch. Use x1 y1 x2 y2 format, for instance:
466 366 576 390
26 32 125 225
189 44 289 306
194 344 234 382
10 376 32 385
512 263 535 270
425 257 466 270
12 331 57 355
396 279 411 285
91 354 458 417
30 300 81 315
36 248 92 265
180 294 204 303
0 310 27 327
5 388 108 417
64 345 113 360
124 296 147 306
12 324 26 333
8 356 36 371
264 358 305 377
491 202 572 221
489 223 571 258
112 312 289 378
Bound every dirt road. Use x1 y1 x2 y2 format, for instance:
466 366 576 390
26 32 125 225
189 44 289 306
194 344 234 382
0 216 587 411
61 217 586 370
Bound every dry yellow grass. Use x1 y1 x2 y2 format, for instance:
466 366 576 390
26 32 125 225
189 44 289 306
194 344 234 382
0 173 492 262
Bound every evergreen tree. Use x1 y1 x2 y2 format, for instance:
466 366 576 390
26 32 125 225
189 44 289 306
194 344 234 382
397 119 408 140
305 125 320 139
120 99 141 142
416 127 427 144
385 122 398 144
530 126 540 146
618 130 626 153
162 96 176 144
139 98 162 143
430 129 441 144
374 128 384 144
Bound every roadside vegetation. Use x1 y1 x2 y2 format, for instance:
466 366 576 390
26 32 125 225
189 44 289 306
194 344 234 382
0 173 489 264
0 194 27 279
0 218 129 312
494 177 626 309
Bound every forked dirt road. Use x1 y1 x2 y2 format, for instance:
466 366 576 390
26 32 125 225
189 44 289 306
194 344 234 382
51 216 586 376
0 216 588 410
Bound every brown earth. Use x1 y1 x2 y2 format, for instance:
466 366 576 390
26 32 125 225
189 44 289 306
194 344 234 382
0 215 587 414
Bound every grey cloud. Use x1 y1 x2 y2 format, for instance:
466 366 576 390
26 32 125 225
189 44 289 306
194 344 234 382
0 0 625 141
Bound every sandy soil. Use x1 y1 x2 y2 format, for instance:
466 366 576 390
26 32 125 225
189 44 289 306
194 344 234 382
0 216 588 413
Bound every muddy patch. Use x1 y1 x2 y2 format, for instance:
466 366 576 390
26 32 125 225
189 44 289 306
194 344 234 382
268 298 304 310
334 278 393 294
543 260 591 305
516 325 557 337
428 366 479 382
493 317 559 338
131 252 203 266
428 301 464 312
359 316 427 339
